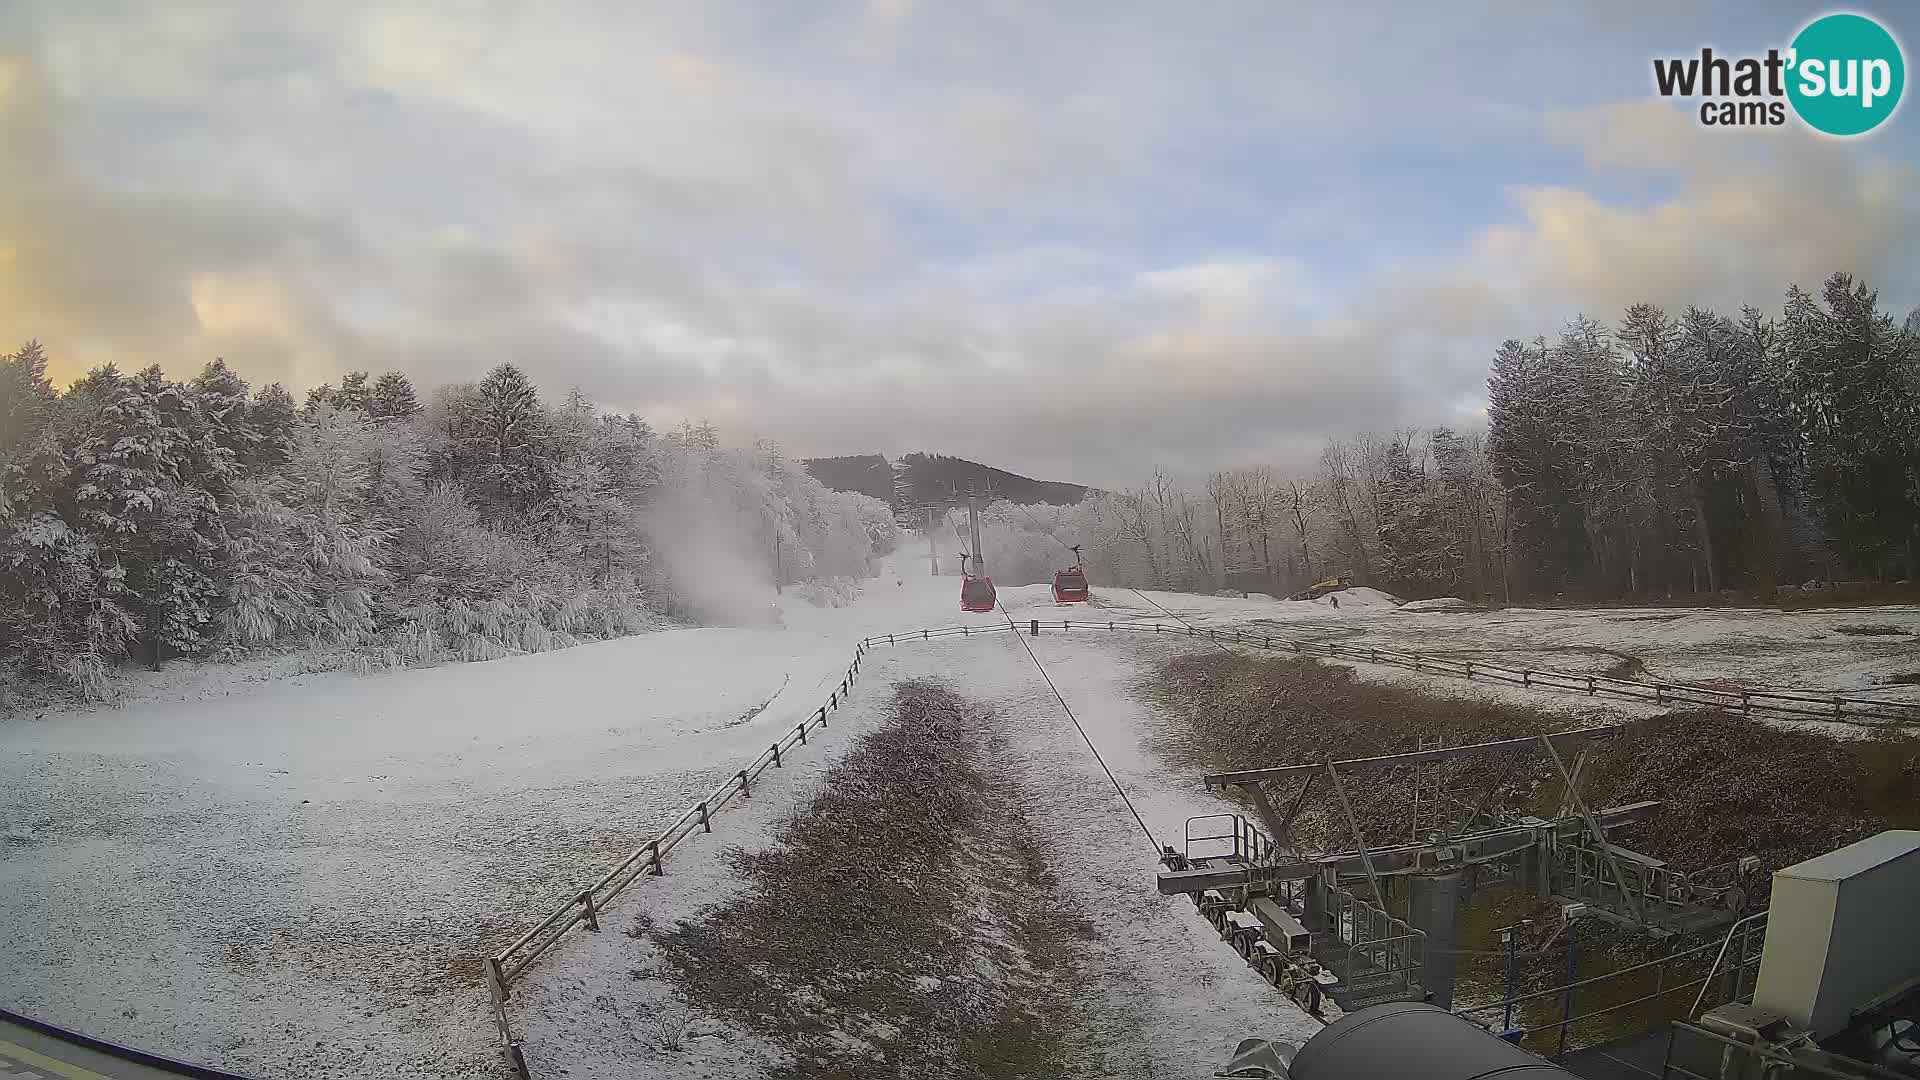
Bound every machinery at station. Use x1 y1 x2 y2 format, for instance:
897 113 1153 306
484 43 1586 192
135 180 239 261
1209 832 1920 1080
1158 725 1759 1015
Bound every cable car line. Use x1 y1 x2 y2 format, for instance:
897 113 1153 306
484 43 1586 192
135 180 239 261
993 598 1160 855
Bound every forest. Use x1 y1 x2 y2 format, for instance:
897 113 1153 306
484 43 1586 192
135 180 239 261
0 354 897 699
966 272 1920 604
5 270 1916 696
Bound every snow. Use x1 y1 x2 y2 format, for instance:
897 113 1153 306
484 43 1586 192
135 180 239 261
1398 596 1479 612
513 677 902 1080
516 638 1321 1079
1325 586 1403 608
6 554 1918 1077
0 606 920 1078
930 630 1327 1061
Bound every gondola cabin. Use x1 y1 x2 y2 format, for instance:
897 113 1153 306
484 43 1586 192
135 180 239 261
1052 566 1089 604
960 575 997 612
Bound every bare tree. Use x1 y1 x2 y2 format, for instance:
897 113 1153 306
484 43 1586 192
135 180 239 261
1318 439 1372 583
1283 476 1318 589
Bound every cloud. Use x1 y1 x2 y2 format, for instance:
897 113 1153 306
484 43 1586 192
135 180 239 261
3 6 1918 490
1501 100 1920 316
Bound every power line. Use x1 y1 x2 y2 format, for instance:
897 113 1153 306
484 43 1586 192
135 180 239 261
995 601 1161 854
1008 498 1081 556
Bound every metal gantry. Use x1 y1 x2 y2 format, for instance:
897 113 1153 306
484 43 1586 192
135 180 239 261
1158 724 1756 1014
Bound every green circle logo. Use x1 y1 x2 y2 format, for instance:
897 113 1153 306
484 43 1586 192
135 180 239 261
1788 13 1905 136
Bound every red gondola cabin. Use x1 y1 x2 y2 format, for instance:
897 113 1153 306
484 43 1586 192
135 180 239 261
960 575 997 612
1052 566 1089 604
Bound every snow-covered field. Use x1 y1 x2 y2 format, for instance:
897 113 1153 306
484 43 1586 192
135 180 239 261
4 564 1916 1077
0 620 899 1078
1072 587 1920 697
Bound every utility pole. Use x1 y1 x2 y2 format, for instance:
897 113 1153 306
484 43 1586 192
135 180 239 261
926 505 939 576
967 486 986 577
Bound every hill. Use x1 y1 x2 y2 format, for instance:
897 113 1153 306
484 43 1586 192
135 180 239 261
802 452 1089 509
800 454 896 503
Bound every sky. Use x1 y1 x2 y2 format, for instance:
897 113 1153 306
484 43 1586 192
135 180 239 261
3 2 1919 489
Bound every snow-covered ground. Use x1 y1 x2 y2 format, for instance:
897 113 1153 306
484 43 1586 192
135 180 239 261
1058 586 1920 697
0 573 951 1079
516 637 1319 1079
5 560 1915 1078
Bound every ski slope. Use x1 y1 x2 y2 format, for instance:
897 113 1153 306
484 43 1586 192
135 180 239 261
3 558 1914 1077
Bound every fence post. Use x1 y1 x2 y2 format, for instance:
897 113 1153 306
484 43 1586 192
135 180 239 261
889 634 895 645
698 801 711 832
820 704 830 727
1557 926 1579 1056
1523 671 1532 688
1110 621 1116 631
797 721 808 745
580 889 599 932
649 839 663 876
1655 685 1664 706
771 742 782 767
1833 693 1843 719
1063 620 1070 632
1465 662 1473 680
1031 619 1039 637
488 954 512 1005
738 769 751 799
923 629 929 640
1587 676 1596 695
1265 636 1272 649
1741 691 1750 715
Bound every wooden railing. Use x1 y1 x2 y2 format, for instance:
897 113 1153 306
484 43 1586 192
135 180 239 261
483 640 870 1069
864 618 1920 727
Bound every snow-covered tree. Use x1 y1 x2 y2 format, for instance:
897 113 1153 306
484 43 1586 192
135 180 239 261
368 372 422 419
0 340 56 454
452 363 550 512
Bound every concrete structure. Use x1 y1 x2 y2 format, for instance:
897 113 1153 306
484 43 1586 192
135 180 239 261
1753 830 1920 1039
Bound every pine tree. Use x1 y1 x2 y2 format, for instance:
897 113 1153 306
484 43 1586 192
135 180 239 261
250 384 298 468
336 371 373 413
1487 336 1572 591
0 340 56 453
454 363 550 512
1374 434 1448 595
221 409 392 648
367 371 421 418
77 366 233 667
1782 274 1920 575
191 358 258 466
0 350 137 691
